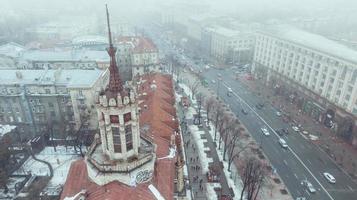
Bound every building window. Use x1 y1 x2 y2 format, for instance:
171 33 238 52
45 89 51 94
125 125 133 151
112 127 121 153
110 115 119 124
48 102 54 108
124 112 131 123
51 111 56 117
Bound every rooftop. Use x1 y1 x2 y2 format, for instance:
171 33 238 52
213 26 240 38
60 73 178 200
0 42 26 58
117 36 158 53
72 35 108 45
260 25 357 64
0 124 16 138
0 69 105 88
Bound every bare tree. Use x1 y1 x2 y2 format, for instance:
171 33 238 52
222 122 241 161
212 102 225 141
194 93 203 125
240 157 266 200
204 96 216 125
228 138 252 171
189 80 200 100
218 114 236 150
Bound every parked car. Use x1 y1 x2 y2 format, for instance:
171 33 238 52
301 180 316 193
323 172 336 183
296 197 306 200
276 111 282 116
282 128 289 135
261 127 270 136
292 126 300 132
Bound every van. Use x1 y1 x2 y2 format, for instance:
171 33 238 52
279 138 288 148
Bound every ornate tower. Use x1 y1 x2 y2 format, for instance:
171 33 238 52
86 5 155 186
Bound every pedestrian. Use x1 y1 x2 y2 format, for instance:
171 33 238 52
196 156 199 161
190 157 193 162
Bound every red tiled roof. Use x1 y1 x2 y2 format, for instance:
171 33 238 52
60 73 177 200
60 159 156 200
116 36 158 54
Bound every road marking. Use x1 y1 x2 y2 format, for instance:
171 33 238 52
221 81 335 200
348 185 353 191
294 173 298 179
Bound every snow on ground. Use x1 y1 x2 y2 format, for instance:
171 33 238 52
206 183 221 200
189 125 212 174
0 176 26 199
179 83 193 98
208 124 243 200
185 107 197 120
14 146 81 196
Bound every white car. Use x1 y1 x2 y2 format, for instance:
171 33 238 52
323 172 336 183
292 126 300 132
301 180 316 193
276 111 282 116
279 138 288 148
261 127 270 136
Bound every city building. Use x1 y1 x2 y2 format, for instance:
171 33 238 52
0 69 108 139
116 36 160 79
208 26 255 64
252 25 357 141
60 7 184 199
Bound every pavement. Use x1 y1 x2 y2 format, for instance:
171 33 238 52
176 85 232 199
178 71 293 200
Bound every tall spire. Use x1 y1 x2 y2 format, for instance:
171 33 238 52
105 4 123 94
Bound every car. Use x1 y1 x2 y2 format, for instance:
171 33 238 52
227 88 233 96
261 127 270 136
276 129 284 136
276 111 282 116
323 172 336 183
278 138 288 148
301 180 316 193
302 130 309 135
255 104 263 109
292 126 300 132
241 109 248 115
211 80 216 84
296 197 306 200
281 128 289 135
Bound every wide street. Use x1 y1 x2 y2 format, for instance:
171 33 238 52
147 27 357 200
201 67 357 200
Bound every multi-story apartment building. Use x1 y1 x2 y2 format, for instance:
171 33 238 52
0 69 108 140
252 25 357 140
116 36 160 79
208 26 255 64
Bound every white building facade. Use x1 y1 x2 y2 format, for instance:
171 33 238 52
252 25 357 141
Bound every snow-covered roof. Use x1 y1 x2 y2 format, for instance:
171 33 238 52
72 35 108 45
213 26 240 38
0 69 105 88
20 49 109 62
0 124 16 138
0 42 25 58
261 25 357 64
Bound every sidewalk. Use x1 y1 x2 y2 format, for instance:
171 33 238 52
177 82 234 199
178 71 293 200
238 75 357 182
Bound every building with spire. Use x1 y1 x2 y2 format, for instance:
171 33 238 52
60 5 185 200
